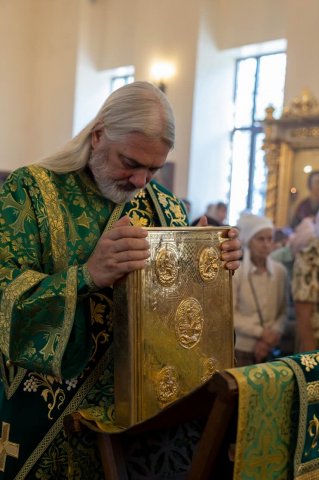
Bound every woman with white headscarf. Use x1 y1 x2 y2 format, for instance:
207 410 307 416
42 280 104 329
233 213 288 366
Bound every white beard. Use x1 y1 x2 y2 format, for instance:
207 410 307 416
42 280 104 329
88 151 140 204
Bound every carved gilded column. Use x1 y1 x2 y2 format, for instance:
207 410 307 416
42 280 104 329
262 106 281 224
262 90 319 227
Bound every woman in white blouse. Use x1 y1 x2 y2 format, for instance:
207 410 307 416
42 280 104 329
233 213 288 366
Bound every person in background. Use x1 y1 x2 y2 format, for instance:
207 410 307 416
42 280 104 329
271 227 295 311
191 201 228 227
291 213 319 352
270 227 297 355
272 227 292 250
181 198 191 218
291 170 319 229
0 81 242 479
233 213 288 366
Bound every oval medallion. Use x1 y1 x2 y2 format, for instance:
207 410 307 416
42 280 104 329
155 246 178 286
156 366 179 404
201 357 219 383
199 246 219 281
175 297 203 349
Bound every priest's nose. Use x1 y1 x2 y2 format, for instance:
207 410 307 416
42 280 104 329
129 169 151 188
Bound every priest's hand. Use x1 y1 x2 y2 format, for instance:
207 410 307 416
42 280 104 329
86 215 150 288
195 216 242 272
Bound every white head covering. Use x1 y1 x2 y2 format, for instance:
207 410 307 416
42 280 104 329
237 212 274 246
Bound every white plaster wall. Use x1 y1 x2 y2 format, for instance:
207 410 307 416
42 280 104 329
284 0 319 103
188 0 235 221
100 0 137 70
0 0 79 170
2 0 319 212
210 0 319 106
98 0 200 198
72 0 113 135
132 0 200 198
0 1 33 170
28 0 79 162
188 0 319 220
212 0 286 50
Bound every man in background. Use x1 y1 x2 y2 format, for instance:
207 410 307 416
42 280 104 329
291 170 319 228
192 201 228 226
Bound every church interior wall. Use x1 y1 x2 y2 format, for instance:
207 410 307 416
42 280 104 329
1 0 319 224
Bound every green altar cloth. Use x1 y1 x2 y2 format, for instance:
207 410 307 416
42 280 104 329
228 361 297 480
68 353 319 479
282 352 319 480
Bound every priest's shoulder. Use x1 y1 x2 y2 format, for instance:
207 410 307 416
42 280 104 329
0 165 33 187
149 178 179 201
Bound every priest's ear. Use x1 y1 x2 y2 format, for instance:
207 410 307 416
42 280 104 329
91 124 105 149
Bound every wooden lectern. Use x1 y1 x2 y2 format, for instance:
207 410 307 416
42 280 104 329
64 371 238 480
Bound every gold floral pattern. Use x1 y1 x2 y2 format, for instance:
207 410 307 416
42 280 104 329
308 413 319 452
23 373 66 420
301 352 319 372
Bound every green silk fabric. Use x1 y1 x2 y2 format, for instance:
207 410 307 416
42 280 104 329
0 165 188 479
282 352 319 480
229 361 297 480
229 353 319 480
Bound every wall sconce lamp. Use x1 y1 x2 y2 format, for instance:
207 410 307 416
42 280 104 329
150 61 176 94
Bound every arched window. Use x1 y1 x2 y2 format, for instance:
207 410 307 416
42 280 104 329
111 74 135 92
228 52 286 225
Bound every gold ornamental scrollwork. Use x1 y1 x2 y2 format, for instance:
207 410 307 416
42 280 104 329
307 381 319 403
175 297 203 349
155 245 179 286
198 246 219 282
290 127 319 139
262 140 281 223
156 366 179 405
307 414 319 453
262 89 319 226
282 89 319 118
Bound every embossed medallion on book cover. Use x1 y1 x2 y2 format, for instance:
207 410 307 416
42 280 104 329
113 226 234 427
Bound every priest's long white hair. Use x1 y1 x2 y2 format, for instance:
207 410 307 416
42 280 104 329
36 81 175 173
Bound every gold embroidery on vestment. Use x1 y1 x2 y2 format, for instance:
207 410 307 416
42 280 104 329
0 355 27 400
307 381 319 403
0 422 19 472
40 333 60 362
307 413 319 453
25 373 65 420
9 178 184 477
146 184 168 226
52 265 78 377
28 166 68 272
14 347 113 480
0 270 47 357
1 191 33 236
300 353 319 372
104 204 125 231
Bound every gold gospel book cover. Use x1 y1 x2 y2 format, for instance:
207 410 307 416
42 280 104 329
113 226 234 427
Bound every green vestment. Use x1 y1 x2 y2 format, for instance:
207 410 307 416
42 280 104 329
0 165 188 479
